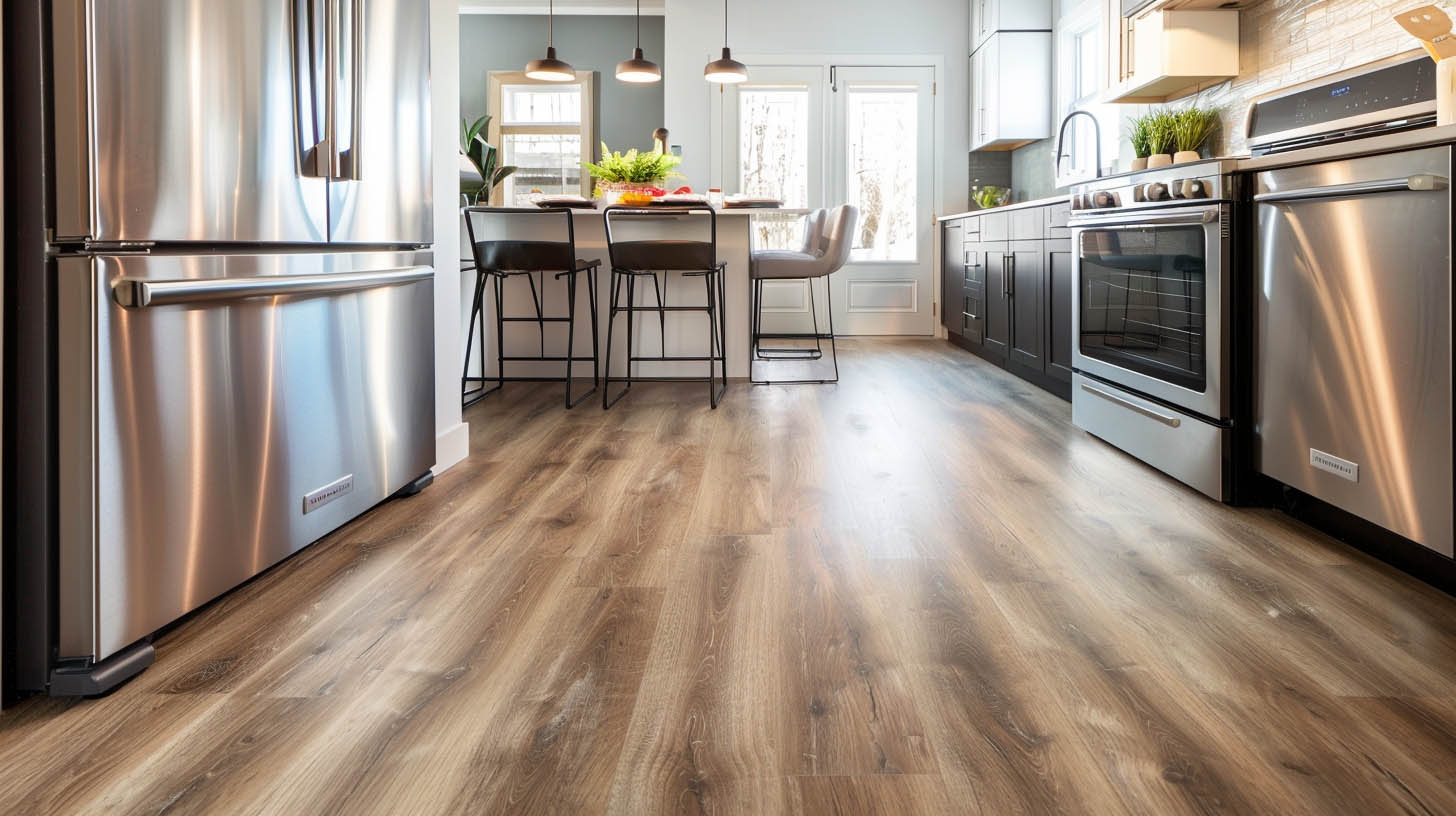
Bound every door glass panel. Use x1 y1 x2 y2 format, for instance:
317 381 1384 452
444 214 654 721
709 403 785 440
844 84 918 261
1078 226 1207 391
738 85 810 249
500 133 582 206
501 84 582 125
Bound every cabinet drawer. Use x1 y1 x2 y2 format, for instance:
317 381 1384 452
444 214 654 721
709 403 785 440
1044 201 1072 238
981 212 1010 242
1011 206 1044 241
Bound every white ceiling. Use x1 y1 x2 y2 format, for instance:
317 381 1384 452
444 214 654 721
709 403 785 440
459 0 664 13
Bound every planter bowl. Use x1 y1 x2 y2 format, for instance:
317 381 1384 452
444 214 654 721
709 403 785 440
1173 150 1202 164
1130 157 1149 171
1146 153 1174 168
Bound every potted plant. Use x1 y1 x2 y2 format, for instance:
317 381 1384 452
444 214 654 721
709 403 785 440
1145 110 1177 168
1129 114 1153 172
1172 105 1220 164
460 114 516 205
582 143 683 204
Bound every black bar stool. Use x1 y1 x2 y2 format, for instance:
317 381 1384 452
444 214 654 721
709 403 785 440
461 207 601 409
602 205 727 409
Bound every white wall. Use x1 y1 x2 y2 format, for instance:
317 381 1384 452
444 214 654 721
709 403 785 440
433 0 470 472
663 0 969 216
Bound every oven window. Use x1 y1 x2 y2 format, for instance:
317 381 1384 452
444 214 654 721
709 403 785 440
1079 226 1206 392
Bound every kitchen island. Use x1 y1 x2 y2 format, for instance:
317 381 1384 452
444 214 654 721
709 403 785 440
462 207 812 385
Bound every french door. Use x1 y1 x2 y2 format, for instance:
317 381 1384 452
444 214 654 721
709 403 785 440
722 64 937 336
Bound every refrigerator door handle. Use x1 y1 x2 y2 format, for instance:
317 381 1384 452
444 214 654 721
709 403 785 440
338 0 365 181
323 0 341 178
111 266 433 308
297 0 330 177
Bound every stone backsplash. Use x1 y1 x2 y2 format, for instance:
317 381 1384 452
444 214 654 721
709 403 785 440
999 0 1429 201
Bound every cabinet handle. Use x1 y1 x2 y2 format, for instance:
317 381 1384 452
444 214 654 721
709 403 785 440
1000 255 1010 297
1007 255 1015 297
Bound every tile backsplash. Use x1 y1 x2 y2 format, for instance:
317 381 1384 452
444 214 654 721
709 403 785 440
1000 0 1427 201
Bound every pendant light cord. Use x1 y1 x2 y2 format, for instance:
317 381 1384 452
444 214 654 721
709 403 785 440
548 0 554 47
723 0 729 48
636 0 641 48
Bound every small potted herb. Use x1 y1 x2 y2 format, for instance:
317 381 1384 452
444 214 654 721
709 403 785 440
581 143 684 204
1129 114 1153 172
1145 110 1177 168
1172 105 1221 164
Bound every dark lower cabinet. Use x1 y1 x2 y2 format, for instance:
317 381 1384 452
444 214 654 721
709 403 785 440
941 220 965 336
1008 240 1044 373
1045 240 1074 386
979 241 1010 362
943 202 1074 401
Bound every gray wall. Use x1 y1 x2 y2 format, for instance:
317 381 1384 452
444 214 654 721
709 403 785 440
460 14 666 154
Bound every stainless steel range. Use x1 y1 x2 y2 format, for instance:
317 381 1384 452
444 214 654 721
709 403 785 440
1067 160 1240 499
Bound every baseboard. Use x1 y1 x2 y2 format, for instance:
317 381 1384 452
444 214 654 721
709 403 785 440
434 421 470 474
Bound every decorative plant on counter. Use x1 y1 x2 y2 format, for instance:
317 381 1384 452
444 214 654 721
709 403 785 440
582 143 683 198
460 114 516 205
1144 110 1178 168
1129 114 1154 171
1171 105 1221 163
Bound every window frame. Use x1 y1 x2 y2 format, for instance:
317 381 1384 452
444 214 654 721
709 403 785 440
1054 1 1116 182
485 70 597 205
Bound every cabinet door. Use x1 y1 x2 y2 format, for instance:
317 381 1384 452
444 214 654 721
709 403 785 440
969 38 1001 150
982 242 1011 361
1008 239 1044 371
1010 206 1045 241
963 241 987 344
942 221 965 334
981 211 1010 243
1045 240 1074 384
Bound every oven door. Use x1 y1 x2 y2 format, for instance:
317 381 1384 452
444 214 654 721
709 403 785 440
1071 204 1229 420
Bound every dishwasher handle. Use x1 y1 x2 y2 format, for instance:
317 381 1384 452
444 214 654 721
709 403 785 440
1254 174 1448 204
112 266 433 308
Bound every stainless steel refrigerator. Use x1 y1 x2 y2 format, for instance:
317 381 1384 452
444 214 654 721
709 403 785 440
7 0 435 696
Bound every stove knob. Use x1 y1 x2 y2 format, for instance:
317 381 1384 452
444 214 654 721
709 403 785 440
1093 191 1119 209
1183 179 1209 199
1145 182 1170 202
1132 184 1147 203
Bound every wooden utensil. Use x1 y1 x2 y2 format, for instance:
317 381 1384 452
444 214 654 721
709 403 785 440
1395 5 1456 60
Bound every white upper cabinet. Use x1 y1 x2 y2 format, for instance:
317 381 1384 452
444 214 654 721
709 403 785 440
971 31 1053 151
972 0 1053 51
1103 3 1239 102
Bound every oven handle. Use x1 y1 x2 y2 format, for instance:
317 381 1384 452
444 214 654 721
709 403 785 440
1069 207 1219 229
112 267 433 308
1252 174 1448 204
1079 382 1183 428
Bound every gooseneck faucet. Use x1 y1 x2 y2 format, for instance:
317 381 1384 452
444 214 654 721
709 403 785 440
1053 109 1102 185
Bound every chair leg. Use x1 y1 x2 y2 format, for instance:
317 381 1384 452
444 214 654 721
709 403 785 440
716 267 728 401
653 272 667 357
494 274 506 391
703 272 718 409
461 270 488 407
564 270 577 409
526 270 546 357
588 266 601 390
603 270 624 409
626 273 637 383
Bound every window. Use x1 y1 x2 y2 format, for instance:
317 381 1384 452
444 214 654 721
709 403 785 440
1055 1 1116 181
737 83 813 250
487 72 595 205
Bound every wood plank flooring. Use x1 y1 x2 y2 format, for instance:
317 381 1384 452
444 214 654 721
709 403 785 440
3 339 1456 815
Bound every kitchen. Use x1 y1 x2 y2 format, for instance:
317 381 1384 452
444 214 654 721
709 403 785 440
1 0 1455 813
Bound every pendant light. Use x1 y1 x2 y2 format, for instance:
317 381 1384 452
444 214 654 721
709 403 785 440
703 0 747 84
615 0 662 84
525 0 575 82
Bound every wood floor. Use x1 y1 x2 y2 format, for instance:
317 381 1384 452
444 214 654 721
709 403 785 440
3 339 1456 815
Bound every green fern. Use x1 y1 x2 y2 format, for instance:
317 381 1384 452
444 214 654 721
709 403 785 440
581 142 683 184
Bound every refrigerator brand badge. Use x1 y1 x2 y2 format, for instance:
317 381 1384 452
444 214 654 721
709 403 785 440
1309 449 1359 483
303 474 355 514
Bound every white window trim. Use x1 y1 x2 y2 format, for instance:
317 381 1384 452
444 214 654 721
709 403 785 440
1054 1 1117 181
486 70 597 204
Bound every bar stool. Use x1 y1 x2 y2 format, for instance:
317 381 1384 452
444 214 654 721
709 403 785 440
749 204 858 384
602 205 728 409
461 207 600 409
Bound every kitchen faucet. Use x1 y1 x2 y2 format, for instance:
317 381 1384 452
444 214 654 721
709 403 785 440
1053 109 1102 184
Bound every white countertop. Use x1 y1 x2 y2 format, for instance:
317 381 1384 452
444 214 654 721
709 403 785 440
938 194 1070 222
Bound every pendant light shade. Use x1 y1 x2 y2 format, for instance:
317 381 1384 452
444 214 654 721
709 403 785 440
525 0 575 82
704 0 747 84
616 0 662 83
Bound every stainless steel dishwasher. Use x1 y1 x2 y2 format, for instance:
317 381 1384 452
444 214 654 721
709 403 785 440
1254 145 1453 556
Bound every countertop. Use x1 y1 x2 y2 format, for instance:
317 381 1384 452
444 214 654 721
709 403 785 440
938 194 1070 222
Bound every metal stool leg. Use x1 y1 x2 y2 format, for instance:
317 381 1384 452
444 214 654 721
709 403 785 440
588 266 601 390
461 269 491 408
604 270 625 409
